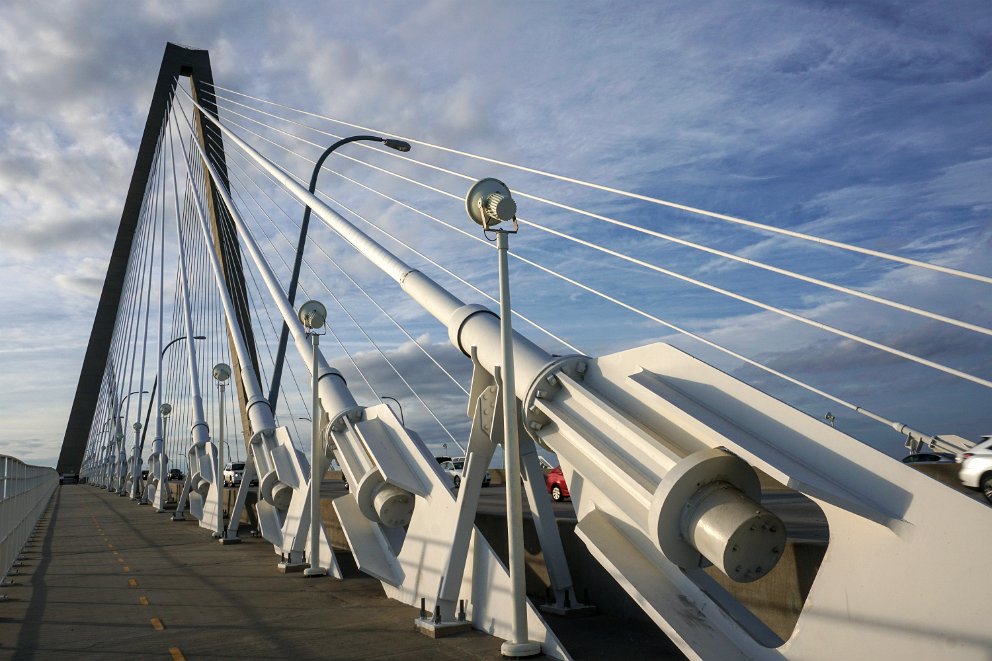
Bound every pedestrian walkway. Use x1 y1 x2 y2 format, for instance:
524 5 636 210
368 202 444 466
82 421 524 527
0 485 508 660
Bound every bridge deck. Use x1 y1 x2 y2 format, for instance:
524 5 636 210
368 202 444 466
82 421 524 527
2 485 685 660
0 485 509 660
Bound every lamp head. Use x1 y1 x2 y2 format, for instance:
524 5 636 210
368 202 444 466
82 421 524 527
160 403 172 417
212 363 231 382
466 178 516 230
383 138 411 152
298 300 328 330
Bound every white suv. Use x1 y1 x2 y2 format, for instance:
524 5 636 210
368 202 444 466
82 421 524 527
958 436 992 503
223 462 245 487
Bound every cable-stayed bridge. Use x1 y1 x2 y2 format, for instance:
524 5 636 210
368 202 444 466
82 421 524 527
5 43 990 660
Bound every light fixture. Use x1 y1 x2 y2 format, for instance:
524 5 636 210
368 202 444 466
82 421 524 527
466 177 518 232
212 363 231 382
298 300 327 330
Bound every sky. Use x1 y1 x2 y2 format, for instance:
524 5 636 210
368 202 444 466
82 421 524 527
0 0 990 469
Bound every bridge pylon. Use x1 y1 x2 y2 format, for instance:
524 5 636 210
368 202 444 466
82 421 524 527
58 43 259 474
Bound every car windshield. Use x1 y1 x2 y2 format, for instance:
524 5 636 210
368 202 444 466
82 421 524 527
232 463 244 470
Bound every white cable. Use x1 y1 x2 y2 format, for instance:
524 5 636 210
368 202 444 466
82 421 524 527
217 154 380 402
214 137 473 395
206 129 918 436
199 118 581 353
206 81 992 287
206 133 467 451
202 110 992 390
212 98 992 339
188 91 992 448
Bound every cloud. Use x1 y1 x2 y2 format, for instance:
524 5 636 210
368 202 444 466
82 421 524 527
1 0 991 470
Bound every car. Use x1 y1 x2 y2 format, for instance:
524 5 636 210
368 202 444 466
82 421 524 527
440 458 491 488
141 469 149 480
959 436 992 503
223 462 245 486
59 473 78 485
168 468 184 481
546 466 569 502
956 435 991 463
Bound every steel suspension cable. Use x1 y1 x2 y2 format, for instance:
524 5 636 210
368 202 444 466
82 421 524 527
216 145 466 451
210 135 474 396
199 119 581 354
185 89 984 440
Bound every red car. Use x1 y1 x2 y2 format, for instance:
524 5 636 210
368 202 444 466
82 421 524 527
545 466 570 502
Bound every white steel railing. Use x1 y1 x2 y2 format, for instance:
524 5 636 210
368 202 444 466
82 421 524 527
0 455 58 581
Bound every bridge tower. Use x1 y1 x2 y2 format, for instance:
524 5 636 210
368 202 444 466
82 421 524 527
57 43 260 474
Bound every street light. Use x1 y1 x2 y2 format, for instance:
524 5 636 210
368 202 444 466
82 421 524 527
465 178 540 658
212 362 231 540
117 390 148 496
299 299 328 578
267 135 411 412
159 402 172 506
136 335 206 495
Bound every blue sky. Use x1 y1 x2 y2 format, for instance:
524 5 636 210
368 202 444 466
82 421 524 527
0 1 990 468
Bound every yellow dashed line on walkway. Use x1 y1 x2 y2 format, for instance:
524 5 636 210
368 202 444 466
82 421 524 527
127 579 138 587
139 596 149 606
117 558 124 564
150 617 165 631
169 647 186 660
123 567 130 573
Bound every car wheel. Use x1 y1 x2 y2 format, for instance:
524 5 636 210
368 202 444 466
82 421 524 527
982 473 992 504
453 475 461 488
551 485 562 502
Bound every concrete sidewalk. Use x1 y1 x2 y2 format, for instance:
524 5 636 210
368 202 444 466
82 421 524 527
0 485 510 660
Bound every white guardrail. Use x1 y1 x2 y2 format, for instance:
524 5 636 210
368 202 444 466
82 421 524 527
0 455 58 581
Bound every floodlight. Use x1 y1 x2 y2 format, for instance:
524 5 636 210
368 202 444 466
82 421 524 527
212 362 231 382
298 300 328 330
466 178 517 230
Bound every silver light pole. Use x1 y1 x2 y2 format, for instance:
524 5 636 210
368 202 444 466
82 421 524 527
212 363 231 539
116 390 147 495
466 178 541 658
300 300 328 578
159 402 172 508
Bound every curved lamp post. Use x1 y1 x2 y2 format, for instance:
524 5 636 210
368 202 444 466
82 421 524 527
267 135 411 410
117 389 148 496
135 335 206 499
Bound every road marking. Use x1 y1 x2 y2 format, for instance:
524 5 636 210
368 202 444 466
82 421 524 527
127 579 138 587
139 596 149 606
117 558 124 564
112 550 119 555
169 647 186 661
150 617 165 631
122 566 130 573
